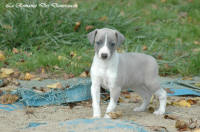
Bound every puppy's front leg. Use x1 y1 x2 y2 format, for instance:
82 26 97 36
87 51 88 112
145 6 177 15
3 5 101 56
91 82 101 118
104 87 121 118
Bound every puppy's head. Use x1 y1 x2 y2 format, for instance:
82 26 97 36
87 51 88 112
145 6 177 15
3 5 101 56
87 28 125 60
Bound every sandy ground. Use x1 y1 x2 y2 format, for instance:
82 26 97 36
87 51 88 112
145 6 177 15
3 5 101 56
0 92 200 132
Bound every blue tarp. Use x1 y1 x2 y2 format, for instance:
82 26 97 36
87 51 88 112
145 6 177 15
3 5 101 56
0 77 200 111
25 118 148 132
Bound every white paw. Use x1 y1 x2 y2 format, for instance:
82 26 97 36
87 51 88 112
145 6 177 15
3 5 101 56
133 107 145 112
93 115 101 118
104 114 111 119
153 110 165 115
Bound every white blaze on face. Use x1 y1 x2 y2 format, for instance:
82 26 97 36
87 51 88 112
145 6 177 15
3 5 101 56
98 33 110 59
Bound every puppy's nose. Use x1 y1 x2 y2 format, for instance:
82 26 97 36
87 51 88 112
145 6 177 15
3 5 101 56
101 53 108 59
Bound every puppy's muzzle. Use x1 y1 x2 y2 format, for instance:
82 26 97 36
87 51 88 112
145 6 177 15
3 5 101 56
101 53 108 59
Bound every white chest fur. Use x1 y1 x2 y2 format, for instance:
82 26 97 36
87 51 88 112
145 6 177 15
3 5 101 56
90 52 119 89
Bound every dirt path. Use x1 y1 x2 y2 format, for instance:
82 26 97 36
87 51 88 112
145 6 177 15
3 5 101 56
0 93 200 132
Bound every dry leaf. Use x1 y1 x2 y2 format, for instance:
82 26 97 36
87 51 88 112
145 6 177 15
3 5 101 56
164 64 170 70
74 21 81 31
79 71 88 78
195 82 200 87
24 73 34 80
85 25 94 32
0 51 6 61
0 94 19 104
107 111 122 119
164 114 178 120
47 82 62 89
99 16 107 21
187 99 197 105
182 76 193 80
166 88 174 94
0 68 14 78
194 41 200 45
175 120 188 131
173 100 191 107
70 51 77 58
58 56 67 61
142 45 148 50
148 106 155 113
12 48 19 54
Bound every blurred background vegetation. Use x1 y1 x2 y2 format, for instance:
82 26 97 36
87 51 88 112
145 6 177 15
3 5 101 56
0 0 199 76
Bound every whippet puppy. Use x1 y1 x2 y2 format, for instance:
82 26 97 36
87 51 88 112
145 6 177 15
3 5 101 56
88 28 167 118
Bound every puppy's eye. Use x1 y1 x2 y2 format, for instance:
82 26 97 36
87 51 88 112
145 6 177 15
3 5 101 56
111 42 115 47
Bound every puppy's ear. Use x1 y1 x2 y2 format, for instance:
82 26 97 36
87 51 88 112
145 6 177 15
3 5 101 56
87 29 98 45
115 30 125 46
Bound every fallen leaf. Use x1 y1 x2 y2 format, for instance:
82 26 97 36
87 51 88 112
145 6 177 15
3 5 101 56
79 71 88 78
148 106 155 113
0 79 10 87
108 111 122 119
142 45 148 51
70 51 77 58
188 119 200 130
85 25 94 32
12 48 19 54
0 51 6 61
0 68 14 78
187 99 197 105
74 21 81 31
0 89 3 96
164 114 178 120
175 120 188 131
53 65 61 70
58 56 67 61
173 100 191 107
24 73 34 80
165 88 174 94
47 82 62 89
195 82 200 87
164 64 170 70
157 54 163 60
194 41 200 45
182 76 193 80
68 103 76 109
99 16 107 21
0 94 19 104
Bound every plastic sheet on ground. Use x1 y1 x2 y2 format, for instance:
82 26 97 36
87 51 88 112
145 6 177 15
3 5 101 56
25 118 148 132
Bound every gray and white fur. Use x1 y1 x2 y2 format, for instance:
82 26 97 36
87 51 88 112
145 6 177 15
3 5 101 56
88 28 167 118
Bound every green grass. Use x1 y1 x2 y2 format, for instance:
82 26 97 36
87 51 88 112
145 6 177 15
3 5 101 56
0 0 200 76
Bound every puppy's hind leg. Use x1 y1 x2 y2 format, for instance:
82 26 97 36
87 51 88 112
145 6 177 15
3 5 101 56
134 92 151 112
153 88 167 115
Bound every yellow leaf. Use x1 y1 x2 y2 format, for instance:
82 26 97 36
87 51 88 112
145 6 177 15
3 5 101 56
173 100 191 107
12 48 19 54
24 73 34 80
1 68 14 75
79 71 88 78
99 16 107 21
58 56 67 60
193 129 200 132
194 82 200 87
47 82 62 89
182 76 193 80
0 51 6 61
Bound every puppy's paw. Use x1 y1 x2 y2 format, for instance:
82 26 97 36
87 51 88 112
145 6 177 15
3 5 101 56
153 110 165 115
93 115 101 118
104 114 111 119
133 107 145 112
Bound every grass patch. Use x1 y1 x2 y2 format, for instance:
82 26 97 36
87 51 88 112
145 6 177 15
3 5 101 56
0 0 200 76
